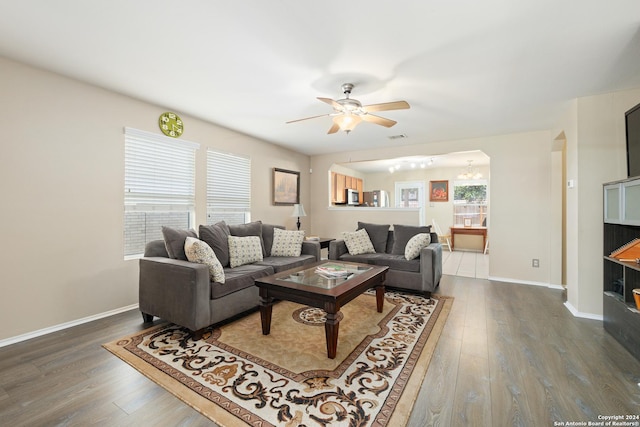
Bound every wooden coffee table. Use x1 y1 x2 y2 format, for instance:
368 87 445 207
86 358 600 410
254 261 388 359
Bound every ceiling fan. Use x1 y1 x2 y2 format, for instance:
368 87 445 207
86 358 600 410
286 83 410 134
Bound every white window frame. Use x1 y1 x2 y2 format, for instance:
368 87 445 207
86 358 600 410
394 181 425 208
123 127 199 259
452 179 488 227
394 180 425 225
207 149 251 225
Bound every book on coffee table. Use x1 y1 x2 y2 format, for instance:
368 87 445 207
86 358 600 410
315 265 351 279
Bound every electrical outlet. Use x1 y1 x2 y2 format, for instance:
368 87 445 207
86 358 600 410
532 259 539 268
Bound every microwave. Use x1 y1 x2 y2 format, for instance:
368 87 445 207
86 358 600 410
346 188 360 205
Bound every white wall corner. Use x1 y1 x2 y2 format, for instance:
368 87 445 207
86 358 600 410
563 301 603 321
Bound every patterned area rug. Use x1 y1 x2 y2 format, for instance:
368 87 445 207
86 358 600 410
104 291 452 426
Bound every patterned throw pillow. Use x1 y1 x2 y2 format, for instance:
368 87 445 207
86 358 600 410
271 228 305 257
342 229 376 256
404 233 432 260
228 235 264 268
184 237 225 283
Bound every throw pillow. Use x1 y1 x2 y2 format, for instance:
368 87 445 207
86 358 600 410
162 226 198 261
271 228 305 257
184 237 225 283
357 222 390 253
342 229 376 256
199 221 230 267
404 233 432 260
262 224 285 257
228 235 264 268
228 221 266 256
391 224 432 255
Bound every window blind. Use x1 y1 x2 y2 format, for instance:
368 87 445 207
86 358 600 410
207 149 251 225
124 127 199 257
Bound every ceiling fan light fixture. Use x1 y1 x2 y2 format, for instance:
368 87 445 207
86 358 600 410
333 114 361 133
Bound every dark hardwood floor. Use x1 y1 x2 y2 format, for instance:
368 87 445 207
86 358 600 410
1 274 639 426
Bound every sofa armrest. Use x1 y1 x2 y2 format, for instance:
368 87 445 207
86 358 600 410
329 239 348 260
419 243 443 292
301 240 321 261
139 257 211 332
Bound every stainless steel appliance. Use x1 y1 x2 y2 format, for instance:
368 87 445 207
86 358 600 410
363 190 390 207
345 188 360 205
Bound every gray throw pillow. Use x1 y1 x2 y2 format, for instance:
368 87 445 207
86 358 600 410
199 221 230 267
391 224 432 255
228 221 266 256
357 222 390 253
161 226 198 260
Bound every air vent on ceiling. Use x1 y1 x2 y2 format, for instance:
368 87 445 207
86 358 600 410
388 134 408 140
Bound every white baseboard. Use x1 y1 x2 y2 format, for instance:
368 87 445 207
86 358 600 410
489 276 560 289
563 301 603 321
488 276 602 320
0 303 139 348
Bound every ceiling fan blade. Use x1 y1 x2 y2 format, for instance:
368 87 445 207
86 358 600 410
286 113 329 124
327 122 341 134
362 100 410 112
317 97 343 110
361 113 397 127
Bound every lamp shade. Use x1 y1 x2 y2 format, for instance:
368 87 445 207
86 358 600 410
291 203 306 217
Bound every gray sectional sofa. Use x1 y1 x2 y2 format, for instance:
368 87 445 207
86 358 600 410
329 222 442 296
139 221 320 337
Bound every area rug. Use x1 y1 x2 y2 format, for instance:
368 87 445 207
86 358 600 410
104 290 452 426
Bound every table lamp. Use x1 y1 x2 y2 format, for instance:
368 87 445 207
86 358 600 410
291 203 306 231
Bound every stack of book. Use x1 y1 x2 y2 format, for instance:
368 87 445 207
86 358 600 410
315 265 350 279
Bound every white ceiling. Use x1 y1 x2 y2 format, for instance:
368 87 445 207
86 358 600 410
2 0 640 166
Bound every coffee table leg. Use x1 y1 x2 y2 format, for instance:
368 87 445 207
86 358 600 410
259 291 273 335
375 284 385 313
324 305 340 359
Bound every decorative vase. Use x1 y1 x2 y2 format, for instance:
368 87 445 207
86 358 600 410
634 289 640 310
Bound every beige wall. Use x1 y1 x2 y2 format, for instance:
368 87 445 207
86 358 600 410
0 57 309 341
562 88 640 316
311 131 559 285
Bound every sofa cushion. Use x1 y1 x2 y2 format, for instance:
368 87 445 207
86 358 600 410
199 221 230 267
270 228 305 257
212 264 274 299
261 224 285 257
405 233 432 260
336 252 386 265
391 224 432 255
162 226 197 260
342 229 376 256
228 221 266 256
257 254 316 273
357 222 390 253
371 254 421 273
228 235 263 268
184 237 225 283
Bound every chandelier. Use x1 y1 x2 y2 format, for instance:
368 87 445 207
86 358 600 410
458 160 483 180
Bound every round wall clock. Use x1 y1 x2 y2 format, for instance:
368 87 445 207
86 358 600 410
158 112 184 138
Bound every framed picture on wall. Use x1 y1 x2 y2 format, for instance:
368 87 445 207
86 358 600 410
273 168 300 205
429 180 448 202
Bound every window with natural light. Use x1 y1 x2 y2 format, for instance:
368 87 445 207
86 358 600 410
453 180 487 226
123 128 199 258
207 149 251 225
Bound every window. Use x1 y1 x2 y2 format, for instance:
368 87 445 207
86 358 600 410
453 180 488 226
207 149 251 225
124 127 199 258
394 181 425 208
